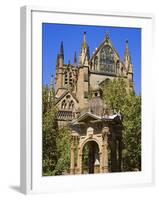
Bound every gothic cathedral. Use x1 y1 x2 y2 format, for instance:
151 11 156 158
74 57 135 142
54 32 134 174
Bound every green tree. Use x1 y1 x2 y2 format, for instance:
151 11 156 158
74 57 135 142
122 94 141 171
53 126 71 175
102 78 141 171
42 84 72 176
42 86 58 176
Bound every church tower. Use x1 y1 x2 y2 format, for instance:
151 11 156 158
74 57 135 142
77 32 90 109
55 41 64 91
55 41 65 97
124 40 134 89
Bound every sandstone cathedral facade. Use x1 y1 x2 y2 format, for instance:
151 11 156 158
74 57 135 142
54 32 134 174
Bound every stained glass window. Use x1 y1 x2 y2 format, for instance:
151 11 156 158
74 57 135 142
99 45 115 73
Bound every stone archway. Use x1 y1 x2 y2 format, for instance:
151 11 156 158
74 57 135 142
70 127 110 174
76 135 103 174
82 140 100 174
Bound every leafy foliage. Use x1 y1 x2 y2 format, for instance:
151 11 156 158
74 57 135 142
122 94 141 171
102 78 141 171
53 126 71 175
42 77 141 175
42 86 58 176
42 85 71 176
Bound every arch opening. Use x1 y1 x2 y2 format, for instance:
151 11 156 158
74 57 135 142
82 140 100 174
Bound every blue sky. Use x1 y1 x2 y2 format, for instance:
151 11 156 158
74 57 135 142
42 23 141 95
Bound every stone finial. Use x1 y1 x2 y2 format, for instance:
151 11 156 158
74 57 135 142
105 32 110 42
60 41 64 56
74 51 77 64
125 40 129 54
83 31 87 48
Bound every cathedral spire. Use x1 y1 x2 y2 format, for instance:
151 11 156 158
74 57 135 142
55 42 64 91
74 51 77 64
79 32 90 66
83 31 87 48
59 41 64 59
124 40 131 66
105 32 110 42
124 40 133 89
56 41 64 69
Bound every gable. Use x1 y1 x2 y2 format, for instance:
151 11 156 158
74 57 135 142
90 35 120 63
71 112 101 125
89 35 125 76
55 90 79 111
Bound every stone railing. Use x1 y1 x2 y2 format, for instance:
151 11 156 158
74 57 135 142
57 110 73 121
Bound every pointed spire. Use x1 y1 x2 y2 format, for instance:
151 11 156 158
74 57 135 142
60 41 64 54
59 41 64 60
79 32 90 66
124 40 131 63
74 51 77 64
124 40 133 76
81 32 88 49
125 40 129 56
105 32 110 42
56 41 64 68
83 32 87 48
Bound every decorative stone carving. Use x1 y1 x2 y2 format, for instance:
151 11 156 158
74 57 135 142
87 127 94 138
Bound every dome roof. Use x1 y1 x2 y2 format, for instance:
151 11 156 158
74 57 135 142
89 96 105 116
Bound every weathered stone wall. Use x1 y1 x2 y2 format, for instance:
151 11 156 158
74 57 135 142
90 73 116 89
76 66 89 109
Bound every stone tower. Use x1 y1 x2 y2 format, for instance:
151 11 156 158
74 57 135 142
55 41 65 97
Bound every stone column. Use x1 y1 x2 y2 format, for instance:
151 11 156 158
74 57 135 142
94 160 100 173
111 132 117 172
102 127 109 173
99 152 103 173
78 151 83 174
70 135 75 175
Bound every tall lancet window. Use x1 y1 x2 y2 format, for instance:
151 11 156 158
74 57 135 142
69 72 73 87
69 100 74 110
64 71 68 85
61 100 67 110
100 45 115 74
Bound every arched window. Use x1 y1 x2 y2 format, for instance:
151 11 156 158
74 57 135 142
69 100 74 110
64 72 68 85
66 95 71 99
61 100 67 110
69 72 73 87
99 45 115 73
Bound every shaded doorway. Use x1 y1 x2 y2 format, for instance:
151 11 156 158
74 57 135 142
82 141 100 174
